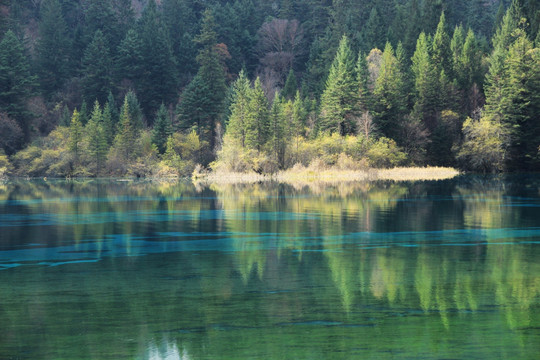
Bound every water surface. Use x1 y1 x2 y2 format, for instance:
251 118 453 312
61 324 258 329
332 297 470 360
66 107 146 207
0 176 539 359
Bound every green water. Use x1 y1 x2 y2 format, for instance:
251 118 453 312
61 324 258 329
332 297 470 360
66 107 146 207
0 176 539 359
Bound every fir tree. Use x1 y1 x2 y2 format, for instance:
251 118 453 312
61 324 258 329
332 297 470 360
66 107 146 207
68 109 83 164
152 104 172 154
319 35 358 135
245 77 270 151
114 96 139 162
86 101 108 175
226 70 251 148
36 0 71 96
269 93 286 168
431 12 453 79
0 30 36 142
372 42 407 142
82 30 113 105
281 69 297 100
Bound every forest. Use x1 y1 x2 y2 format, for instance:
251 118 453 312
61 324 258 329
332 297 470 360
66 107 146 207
0 0 538 177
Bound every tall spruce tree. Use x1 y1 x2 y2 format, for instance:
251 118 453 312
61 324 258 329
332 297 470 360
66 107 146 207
226 70 251 148
245 77 270 151
86 101 108 175
372 42 407 142
36 0 70 96
319 35 358 135
152 104 172 154
82 30 113 105
177 9 227 152
0 30 36 142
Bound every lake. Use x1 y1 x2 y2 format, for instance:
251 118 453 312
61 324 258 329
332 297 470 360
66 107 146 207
0 176 539 359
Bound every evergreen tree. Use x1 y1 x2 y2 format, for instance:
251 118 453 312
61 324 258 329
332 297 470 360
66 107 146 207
319 35 358 135
116 29 143 88
136 0 178 117
106 91 119 127
177 9 227 152
152 104 172 154
79 100 89 126
360 7 385 52
411 32 439 130
431 12 453 78
226 70 251 148
68 109 83 164
102 102 115 146
86 101 108 175
114 96 139 162
82 30 113 105
0 30 36 142
245 77 270 151
372 42 407 142
282 69 297 100
269 93 286 168
36 0 70 96
125 90 144 130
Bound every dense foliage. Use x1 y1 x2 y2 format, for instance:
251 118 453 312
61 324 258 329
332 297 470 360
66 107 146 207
0 0 538 176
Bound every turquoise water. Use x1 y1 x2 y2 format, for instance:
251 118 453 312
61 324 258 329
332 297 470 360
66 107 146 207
0 177 539 359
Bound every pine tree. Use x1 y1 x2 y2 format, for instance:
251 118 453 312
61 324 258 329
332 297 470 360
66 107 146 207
319 35 358 135
86 101 108 175
68 109 83 164
281 69 297 100
360 7 385 52
372 42 407 142
36 0 70 96
412 32 439 130
245 77 270 151
102 102 115 146
431 12 453 79
226 70 251 148
152 104 172 154
0 30 36 142
82 30 113 104
269 93 286 167
177 9 227 152
136 0 178 117
114 96 139 162
116 29 143 87
125 90 144 130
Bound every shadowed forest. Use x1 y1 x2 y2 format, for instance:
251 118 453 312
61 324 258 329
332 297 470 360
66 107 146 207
0 0 538 177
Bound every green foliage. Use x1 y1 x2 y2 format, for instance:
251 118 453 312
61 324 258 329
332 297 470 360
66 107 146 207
82 30 113 105
245 77 270 151
281 69 297 100
457 116 508 172
320 35 358 135
162 130 205 176
152 104 172 154
366 137 407 168
68 109 83 163
113 97 139 163
86 102 108 175
0 30 36 141
226 70 251 148
36 0 70 96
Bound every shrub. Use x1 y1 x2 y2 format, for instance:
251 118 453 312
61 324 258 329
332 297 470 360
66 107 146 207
366 137 407 168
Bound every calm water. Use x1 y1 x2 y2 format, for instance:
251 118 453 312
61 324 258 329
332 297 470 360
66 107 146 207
0 176 539 359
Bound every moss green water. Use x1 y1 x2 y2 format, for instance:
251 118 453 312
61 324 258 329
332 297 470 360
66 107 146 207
0 177 539 359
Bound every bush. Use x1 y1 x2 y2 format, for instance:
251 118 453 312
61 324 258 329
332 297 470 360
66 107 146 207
366 137 407 168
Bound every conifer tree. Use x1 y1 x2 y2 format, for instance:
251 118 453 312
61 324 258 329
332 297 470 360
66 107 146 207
372 42 407 141
125 90 144 130
36 0 71 96
431 12 453 79
412 32 439 130
226 70 251 148
102 102 115 146
319 35 358 135
82 30 113 104
137 0 178 117
281 69 297 100
68 109 83 164
0 30 36 142
269 93 286 167
86 101 108 175
116 29 143 87
114 96 139 162
177 9 227 152
245 77 270 151
152 104 172 154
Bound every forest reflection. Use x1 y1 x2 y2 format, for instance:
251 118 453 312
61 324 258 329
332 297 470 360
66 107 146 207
0 177 539 358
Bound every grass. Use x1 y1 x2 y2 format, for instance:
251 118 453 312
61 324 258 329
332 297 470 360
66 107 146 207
195 166 459 185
